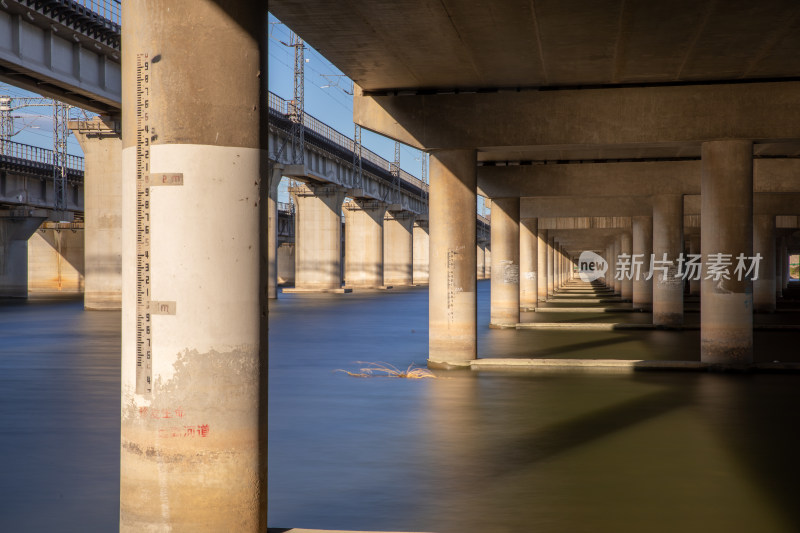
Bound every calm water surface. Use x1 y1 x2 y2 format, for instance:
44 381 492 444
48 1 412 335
2 284 800 532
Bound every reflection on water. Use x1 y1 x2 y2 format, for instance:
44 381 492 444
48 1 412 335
269 282 800 532
0 296 120 533
2 285 800 532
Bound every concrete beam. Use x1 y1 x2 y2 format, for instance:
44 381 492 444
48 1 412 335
354 82 800 151
479 159 800 198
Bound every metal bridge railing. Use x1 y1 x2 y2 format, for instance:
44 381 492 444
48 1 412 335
269 91 429 194
0 139 84 172
71 0 121 25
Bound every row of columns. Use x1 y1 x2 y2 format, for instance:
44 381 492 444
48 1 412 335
428 141 795 370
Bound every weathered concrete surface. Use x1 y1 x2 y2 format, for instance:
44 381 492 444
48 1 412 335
383 210 414 286
354 82 800 152
632 216 653 310
343 199 386 288
292 183 346 290
278 243 295 284
490 198 519 326
481 159 800 199
413 219 430 284
428 149 477 368
620 232 633 300
70 117 122 310
520 217 538 309
28 225 84 293
701 140 753 366
753 214 776 312
537 227 548 302
120 1 267 531
0 216 46 297
652 195 684 326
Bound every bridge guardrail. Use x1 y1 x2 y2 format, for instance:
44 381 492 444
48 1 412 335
268 91 429 194
0 140 84 172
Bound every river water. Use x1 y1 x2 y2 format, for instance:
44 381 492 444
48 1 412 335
2 283 800 532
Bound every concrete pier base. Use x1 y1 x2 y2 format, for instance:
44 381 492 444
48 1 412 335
292 183 346 291
490 197 520 326
0 215 45 297
428 149 477 368
701 140 753 366
384 210 414 286
70 117 122 310
653 194 684 326
343 199 386 288
632 216 653 310
27 224 84 293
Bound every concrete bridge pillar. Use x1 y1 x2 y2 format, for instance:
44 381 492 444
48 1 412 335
753 215 776 312
70 117 122 310
484 245 491 278
267 165 282 298
413 218 430 285
0 215 45 297
689 234 701 296
476 241 486 280
537 228 548 301
343 199 386 288
291 183 346 291
520 217 538 309
653 194 684 326
28 224 84 293
620 231 633 300
555 244 562 290
779 236 788 295
632 216 653 310
490 197 520 326
547 235 555 296
384 210 414 286
776 236 783 299
428 149 477 369
701 140 753 365
613 236 621 295
120 2 267 531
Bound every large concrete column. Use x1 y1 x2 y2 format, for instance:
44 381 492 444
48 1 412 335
653 194 684 326
779 236 789 293
632 216 653 310
689 234 701 296
476 242 486 280
120 2 267 531
484 245 491 278
490 198 520 325
413 219 430 284
343 199 386 288
701 140 753 365
428 149 477 368
291 183 346 290
620 231 633 300
384 210 414 286
537 228 548 301
753 214 776 312
28 224 84 293
0 215 45 297
555 245 562 290
266 165 282 298
547 236 555 296
70 117 122 310
613 236 621 295
520 217 538 309
776 237 783 299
